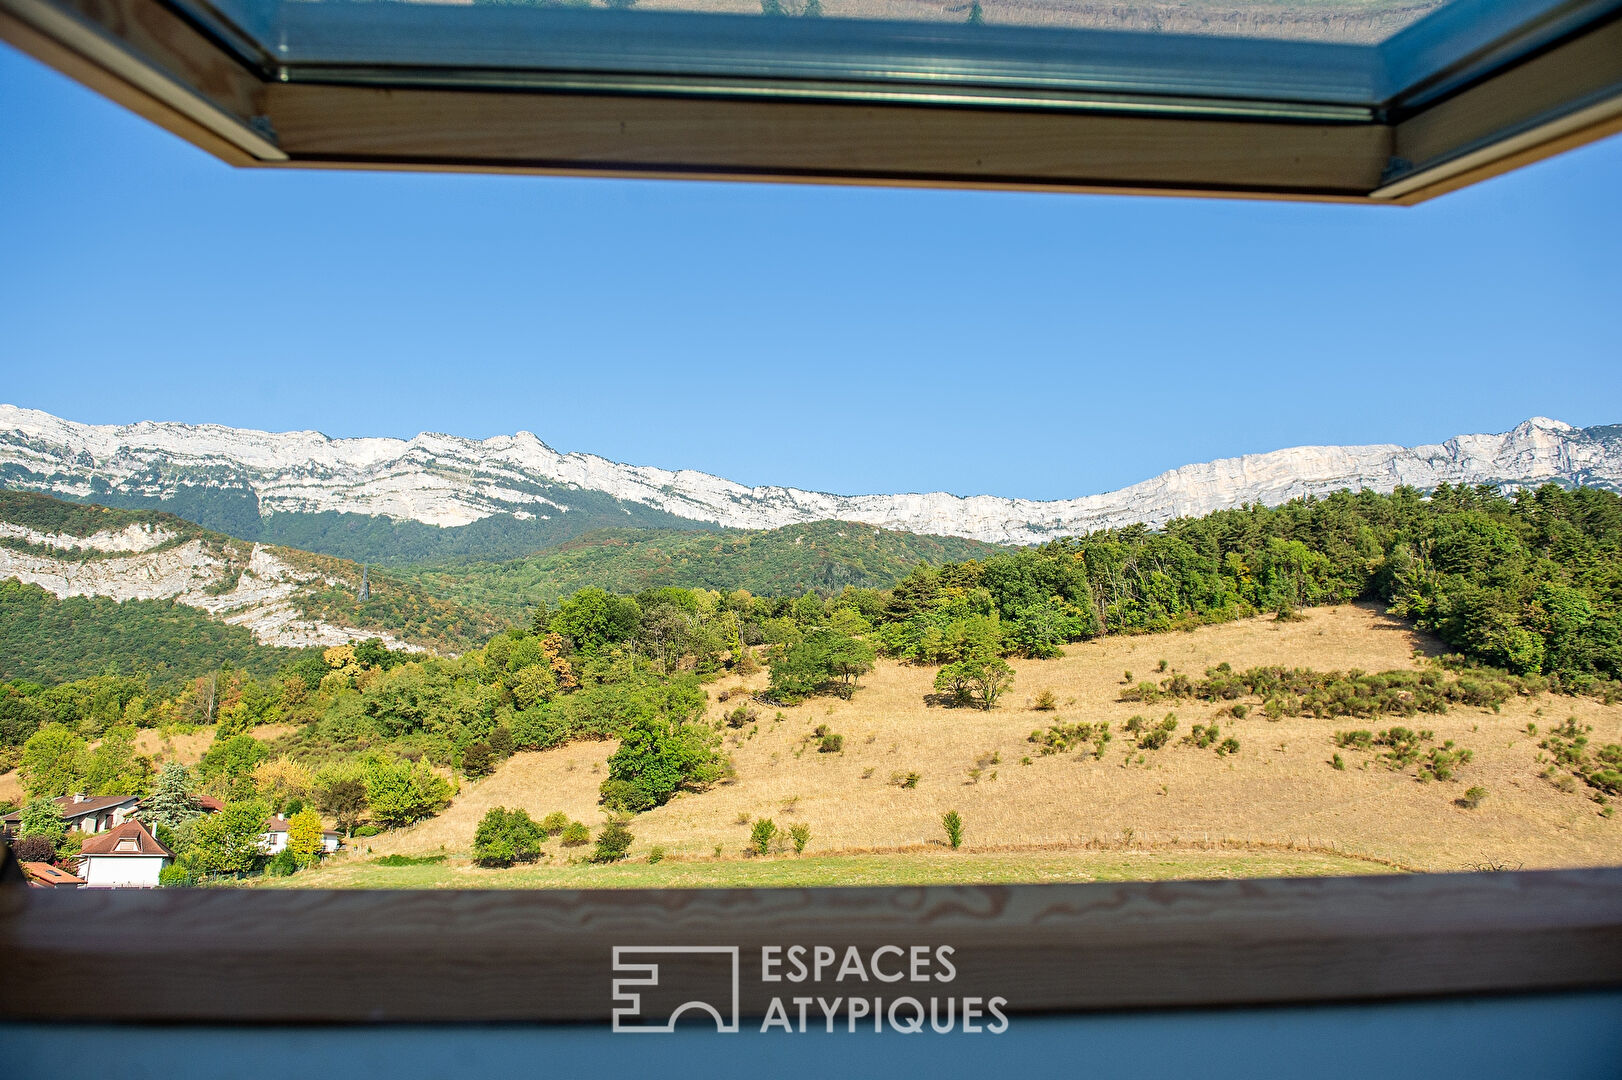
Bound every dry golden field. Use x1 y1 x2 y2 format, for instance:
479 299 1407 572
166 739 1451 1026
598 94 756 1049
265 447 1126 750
349 603 1622 879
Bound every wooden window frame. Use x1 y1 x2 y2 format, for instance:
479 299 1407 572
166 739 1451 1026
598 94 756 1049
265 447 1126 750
1 0 1619 202
2 850 1620 1023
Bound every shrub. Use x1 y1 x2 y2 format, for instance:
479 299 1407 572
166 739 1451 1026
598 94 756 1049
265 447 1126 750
373 853 446 866
1032 690 1058 711
1334 730 1374 750
352 824 381 838
1029 721 1096 755
1332 753 1345 771
158 863 196 888
590 816 635 864
266 849 299 877
890 771 921 789
473 806 544 868
1230 704 1250 720
1217 737 1240 756
789 823 810 854
363 757 453 829
1460 786 1488 809
539 811 570 836
647 845 666 864
723 704 758 729
10 834 54 863
462 742 495 779
1135 714 1177 751
818 733 844 753
560 821 590 846
942 810 964 849
601 713 727 813
749 818 778 855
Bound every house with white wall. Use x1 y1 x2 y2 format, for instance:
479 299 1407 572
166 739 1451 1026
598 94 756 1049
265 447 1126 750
75 820 171 888
259 816 342 856
2 793 141 839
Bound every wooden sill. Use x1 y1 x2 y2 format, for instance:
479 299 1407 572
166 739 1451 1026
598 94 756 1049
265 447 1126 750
3 868 1620 1024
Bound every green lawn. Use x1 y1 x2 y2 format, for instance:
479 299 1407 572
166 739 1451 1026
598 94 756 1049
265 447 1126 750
243 848 1392 890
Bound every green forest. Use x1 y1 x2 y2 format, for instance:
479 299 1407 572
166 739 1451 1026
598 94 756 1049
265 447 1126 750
404 521 1002 616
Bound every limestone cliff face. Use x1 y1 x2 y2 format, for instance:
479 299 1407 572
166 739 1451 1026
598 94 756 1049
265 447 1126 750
0 505 420 651
2 405 1617 547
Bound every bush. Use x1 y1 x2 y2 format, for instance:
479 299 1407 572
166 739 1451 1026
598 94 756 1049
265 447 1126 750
462 742 496 779
10 834 54 863
1032 690 1058 711
373 853 446 866
789 823 810 854
1230 703 1250 720
1332 753 1345 771
647 845 666 864
590 816 634 863
942 809 964 849
600 714 727 813
363 757 453 829
749 818 778 855
890 771 921 789
266 849 299 877
473 806 544 868
158 863 196 888
539 811 570 836
818 733 844 754
560 821 590 847
1460 786 1489 809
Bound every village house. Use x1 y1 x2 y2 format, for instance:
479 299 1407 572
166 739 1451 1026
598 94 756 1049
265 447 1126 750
259 815 342 856
75 820 172 888
1 793 141 839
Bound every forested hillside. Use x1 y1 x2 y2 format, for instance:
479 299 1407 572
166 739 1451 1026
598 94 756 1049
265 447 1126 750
0 490 507 656
0 580 310 687
405 521 1003 617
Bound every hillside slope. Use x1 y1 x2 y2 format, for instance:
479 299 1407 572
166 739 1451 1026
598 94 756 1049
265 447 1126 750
5 405 1619 556
407 521 1004 614
356 605 1622 877
0 491 502 656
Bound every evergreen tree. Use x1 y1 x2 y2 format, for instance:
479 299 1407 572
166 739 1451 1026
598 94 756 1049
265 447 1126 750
144 761 201 830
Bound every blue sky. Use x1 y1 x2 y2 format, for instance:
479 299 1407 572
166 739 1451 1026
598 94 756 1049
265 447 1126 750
1 44 1619 502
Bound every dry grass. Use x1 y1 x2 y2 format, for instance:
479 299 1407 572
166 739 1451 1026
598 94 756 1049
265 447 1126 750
350 603 1622 878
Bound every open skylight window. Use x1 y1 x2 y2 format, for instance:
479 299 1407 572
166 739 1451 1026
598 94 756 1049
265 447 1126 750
0 0 1619 199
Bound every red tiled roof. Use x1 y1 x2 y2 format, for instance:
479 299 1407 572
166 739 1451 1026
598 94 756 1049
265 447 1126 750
22 861 84 887
193 795 226 813
78 820 172 858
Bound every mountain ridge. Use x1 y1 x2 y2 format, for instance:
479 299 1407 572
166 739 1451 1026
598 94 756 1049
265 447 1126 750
3 406 1619 557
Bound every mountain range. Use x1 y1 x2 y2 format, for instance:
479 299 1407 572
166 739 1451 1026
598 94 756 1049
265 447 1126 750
2 406 1620 564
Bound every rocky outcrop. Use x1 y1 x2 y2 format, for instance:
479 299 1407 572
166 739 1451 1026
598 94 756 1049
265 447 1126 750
2 406 1618 547
0 534 421 652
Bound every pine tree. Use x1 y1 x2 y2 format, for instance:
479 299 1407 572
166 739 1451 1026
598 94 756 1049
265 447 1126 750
967 1 984 22
143 761 201 830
